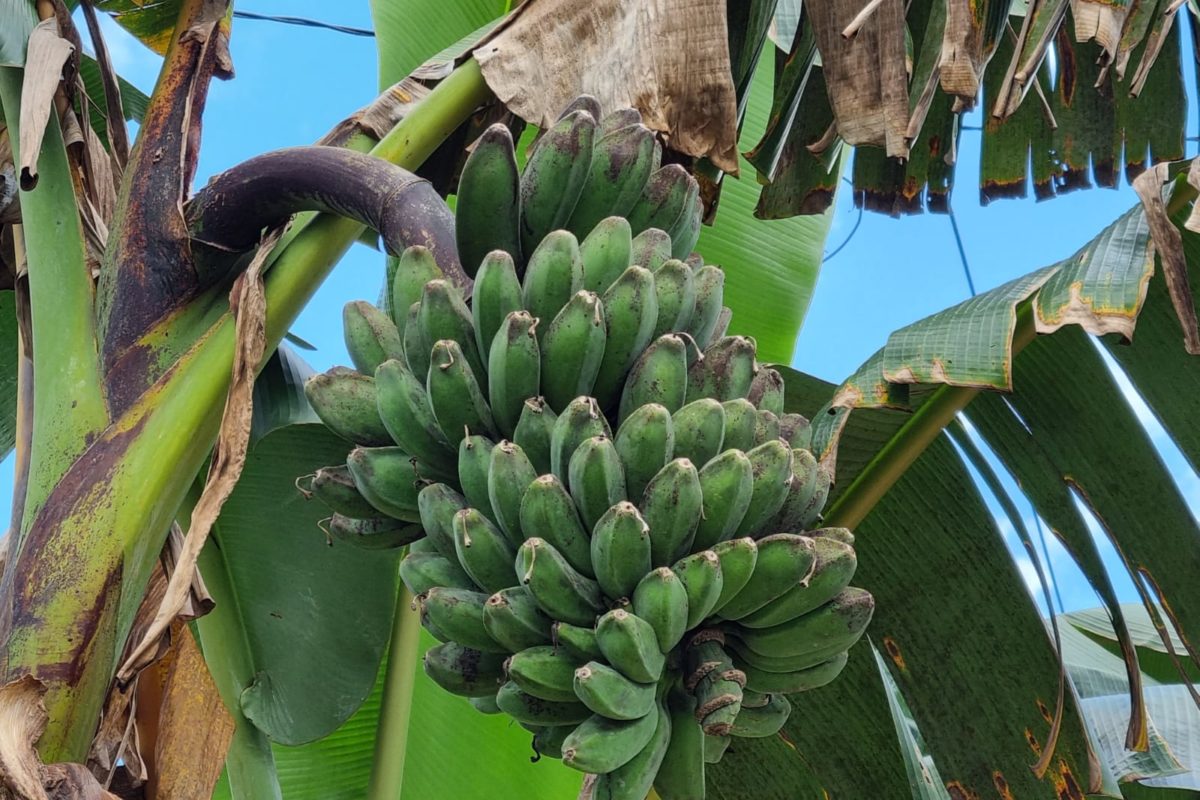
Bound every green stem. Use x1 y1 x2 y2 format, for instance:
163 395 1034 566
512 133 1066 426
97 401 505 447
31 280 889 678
367 588 421 800
823 302 1037 530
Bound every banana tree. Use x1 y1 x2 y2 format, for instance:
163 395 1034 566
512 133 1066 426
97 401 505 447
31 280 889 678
0 0 1198 799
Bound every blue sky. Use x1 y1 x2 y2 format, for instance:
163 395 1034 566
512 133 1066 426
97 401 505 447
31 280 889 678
10 2 1196 617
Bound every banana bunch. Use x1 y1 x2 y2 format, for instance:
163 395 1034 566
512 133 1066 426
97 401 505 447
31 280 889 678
298 98 874 800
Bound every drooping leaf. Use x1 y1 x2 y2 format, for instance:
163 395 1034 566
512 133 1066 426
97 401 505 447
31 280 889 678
0 0 39 67
94 0 183 55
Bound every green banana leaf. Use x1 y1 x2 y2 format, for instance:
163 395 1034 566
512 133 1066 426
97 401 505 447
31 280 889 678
0 0 38 66
0 291 20 461
369 0 507 90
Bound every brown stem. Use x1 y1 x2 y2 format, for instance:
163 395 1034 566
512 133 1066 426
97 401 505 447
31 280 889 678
80 0 130 169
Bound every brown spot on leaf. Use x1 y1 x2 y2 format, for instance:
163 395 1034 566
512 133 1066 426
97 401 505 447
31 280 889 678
1051 760 1084 800
945 781 980 800
1036 698 1053 723
1025 728 1043 756
993 771 1015 800
883 636 907 672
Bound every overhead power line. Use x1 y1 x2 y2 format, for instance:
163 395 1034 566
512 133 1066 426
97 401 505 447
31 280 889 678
231 10 375 37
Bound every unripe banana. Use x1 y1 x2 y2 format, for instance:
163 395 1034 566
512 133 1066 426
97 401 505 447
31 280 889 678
613 402 674 502
686 336 757 403
567 123 658 238
729 692 791 738
747 367 786 416
519 474 594 577
390 245 443 330
561 710 659 774
779 413 813 450
703 733 731 764
709 537 758 615
483 587 553 652
558 94 602 122
513 397 557 475
401 301 430 378
522 231 586 348
573 661 657 720
631 567 689 654
472 250 524 357
424 642 507 697
799 462 833 529
592 266 659 410
399 550 475 594
815 527 855 546
768 448 820 534
506 645 582 702
496 680 592 726
346 446 423 521
719 399 758 452
692 450 754 551
671 398 726 468
550 396 611 482
420 587 505 653
736 652 850 695
597 107 642 136
654 686 705 800
457 435 497 522
428 339 497 442
627 165 697 240
590 701 671 800
591 502 652 601
470 694 503 715
532 724 574 759
673 550 724 628
456 124 522 272
419 279 486 384
668 180 702 260
541 291 608 412
735 440 795 538
305 368 391 446
753 409 781 446
619 334 688 423
520 110 596 254
553 621 604 662
731 587 875 659
629 228 673 272
516 537 604 626
640 457 703 566
686 266 726 351
686 638 743 736
488 312 542 438
718 533 816 620
453 506 518 593
375 358 457 478
324 514 421 551
596 609 666 683
651 258 696 339
304 465 378 518
569 435 627 532
724 637 841 673
343 301 404 375
487 441 539 547
580 216 635 294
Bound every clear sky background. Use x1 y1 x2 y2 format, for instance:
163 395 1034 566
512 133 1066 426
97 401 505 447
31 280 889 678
10 2 1196 617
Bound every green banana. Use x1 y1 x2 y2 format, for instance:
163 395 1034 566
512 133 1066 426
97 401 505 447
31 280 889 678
629 228 673 272
668 178 702 260
420 587 505 653
516 537 604 626
631 567 689 654
532 724 574 759
522 230 585 347
427 339 497 442
719 399 758 452
390 246 443 330
692 450 754 551
686 336 757 403
618 334 688 423
729 692 791 738
304 465 378 519
737 652 849 695
731 587 875 659
488 311 542 438
735 440 795 538
567 123 657 237
592 266 659 410
590 502 652 602
752 410 781 446
709 537 758 615
483 587 553 652
596 609 665 683
561 710 659 774
779 413 813 450
717 534 816 621
613 402 674 502
686 639 743 735
456 123 522 272
724 637 842 673
472 250 524 357
506 645 582 702
513 397 557 475
345 446 423 521
457 435 496 521
768 448 820 534
558 94 602 122
673 550 724 629
324 514 421 551
568 435 627 532
375 358 457 478
580 216 635 294
553 621 604 662
343 300 404 375
496 680 592 726
591 702 671 800
520 110 596 255
703 734 730 764
640 457 703 566
418 482 468 561
399 550 475 594
470 694 502 715
550 396 611 482
419 279 486 383
654 687 705 800
408 536 439 555
541 291 607 411
651 258 696 339
739 690 771 708
424 642 507 697
748 367 785 416
402 301 430 378
627 165 697 239
305 368 391 446
815 527 855 546
799 462 833 529
453 506 518 594
487 441 539 547
685 266 726 350
519 474 594 577
671 398 726 468
597 107 642 136
573 661 656 720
